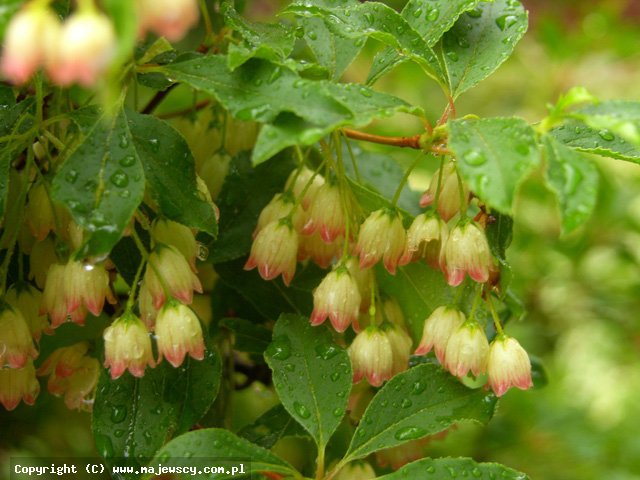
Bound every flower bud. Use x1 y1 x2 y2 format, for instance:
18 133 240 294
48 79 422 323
29 238 57 289
244 219 298 286
310 267 361 332
420 163 469 221
25 183 56 241
335 462 376 480
415 306 465 363
254 193 304 237
5 284 51 341
103 312 155 379
302 183 345 242
443 321 489 377
151 218 198 270
47 356 100 411
144 244 203 309
345 256 373 313
285 167 324 210
0 302 38 368
349 326 394 387
444 222 493 287
137 0 200 42
0 360 39 410
0 5 60 84
487 335 533 397
47 10 116 87
155 301 205 368
356 209 408 274
297 231 341 269
198 153 231 200
403 213 448 269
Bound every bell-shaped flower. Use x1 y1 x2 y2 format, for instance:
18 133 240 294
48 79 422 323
349 326 395 387
144 244 203 309
29 237 57 289
25 183 56 241
46 356 100 411
345 256 373 313
310 266 361 332
0 302 37 368
0 360 40 410
302 183 345 242
403 213 448 269
443 222 493 287
103 312 155 379
298 231 341 269
155 301 205 368
254 193 304 237
37 342 90 379
0 5 60 84
356 209 408 274
415 306 465 363
487 335 533 397
285 167 324 210
137 0 200 42
420 163 469 221
47 9 116 86
151 218 198 270
244 219 298 286
5 284 51 341
384 323 412 376
444 320 490 377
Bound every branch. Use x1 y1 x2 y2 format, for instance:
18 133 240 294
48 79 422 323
342 128 421 149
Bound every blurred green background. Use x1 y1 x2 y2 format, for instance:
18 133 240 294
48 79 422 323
2 1 639 479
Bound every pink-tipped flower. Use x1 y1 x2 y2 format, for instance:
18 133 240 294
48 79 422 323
298 231 342 269
444 222 493 287
310 266 361 332
444 321 490 378
0 360 40 411
356 209 408 274
5 284 51 341
420 163 469 221
41 260 116 328
151 218 198 270
345 256 373 313
138 0 200 42
155 301 205 368
46 356 100 411
244 219 298 286
254 193 304 237
285 167 324 210
25 183 56 241
144 244 203 309
0 5 60 84
415 306 465 363
302 183 345 242
29 238 57 289
0 302 38 369
349 326 394 387
37 343 90 379
47 9 115 87
403 213 448 269
103 312 155 379
487 335 533 397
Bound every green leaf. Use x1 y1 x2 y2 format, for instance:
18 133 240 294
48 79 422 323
344 363 497 462
377 457 529 480
576 100 640 146
376 262 453 343
368 0 480 85
264 314 352 450
543 135 598 233
448 117 540 214
485 212 513 295
125 109 218 236
93 343 221 472
151 428 297 478
0 0 21 41
209 152 295 264
238 404 310 449
286 1 445 86
222 2 295 70
550 120 640 163
440 0 528 98
220 317 272 356
52 109 146 258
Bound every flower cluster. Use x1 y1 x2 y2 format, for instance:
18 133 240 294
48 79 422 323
1 0 199 86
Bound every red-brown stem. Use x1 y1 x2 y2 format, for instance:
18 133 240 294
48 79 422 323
342 128 422 149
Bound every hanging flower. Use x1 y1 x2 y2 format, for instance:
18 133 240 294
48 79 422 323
349 326 395 387
443 321 490 378
137 0 200 42
155 301 205 368
356 209 407 274
0 302 37 369
103 311 155 379
487 335 533 397
302 183 346 242
415 306 465 363
443 222 493 287
0 360 40 411
310 266 361 332
244 219 298 286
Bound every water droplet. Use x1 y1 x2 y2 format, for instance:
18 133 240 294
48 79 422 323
95 434 114 458
294 401 311 419
562 162 582 195
113 429 125 438
396 25 405 34
426 7 440 21
464 150 487 166
495 14 518 31
401 398 412 408
380 399 389 407
330 372 341 382
110 405 127 423
446 51 459 62
360 87 372 98
65 170 79 184
472 468 482 477
412 8 423 17
394 426 427 441
119 133 129 148
332 407 344 417
148 138 160 152
467 8 483 18
412 381 427 394
253 78 263 87
143 430 153 441
285 363 296 372
119 155 136 167
307 31 318 40
437 386 446 394
457 36 470 48
427 466 436 473
267 336 292 360
598 129 614 141
109 169 129 188
196 242 209 261
447 466 458 477
315 343 339 360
